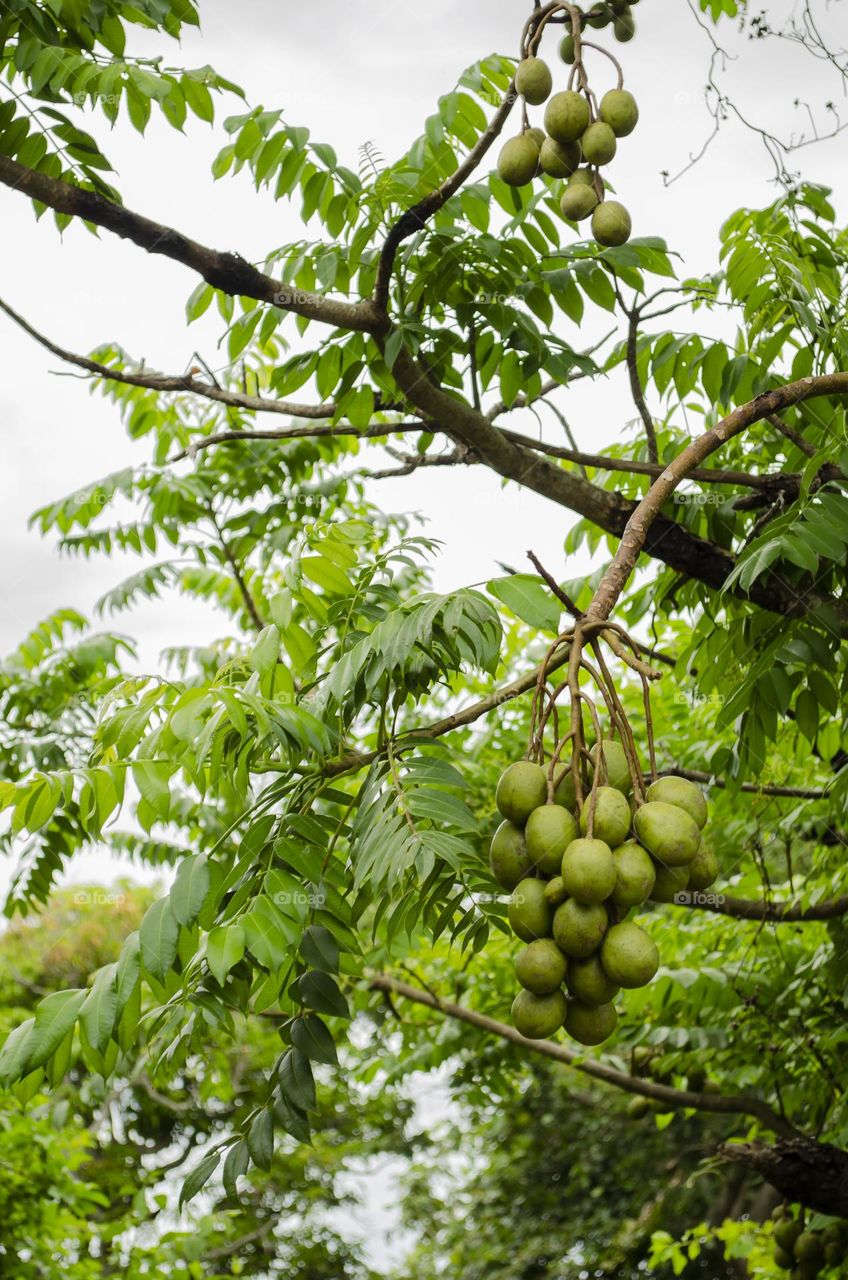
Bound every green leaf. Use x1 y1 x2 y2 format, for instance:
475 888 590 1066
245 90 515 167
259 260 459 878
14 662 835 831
487 574 561 633
179 1151 220 1208
249 624 281 676
279 1047 316 1111
247 1108 274 1170
294 971 349 1019
171 854 211 926
300 924 340 973
80 965 118 1056
291 1013 338 1065
139 898 180 982
206 924 245 986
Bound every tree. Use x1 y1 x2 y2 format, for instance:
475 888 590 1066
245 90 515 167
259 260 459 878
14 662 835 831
0 1 847 1275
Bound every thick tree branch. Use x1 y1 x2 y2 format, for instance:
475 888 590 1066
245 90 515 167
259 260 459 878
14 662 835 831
677 891 848 922
369 974 799 1138
0 157 381 334
586 374 848 622
719 1138 848 1218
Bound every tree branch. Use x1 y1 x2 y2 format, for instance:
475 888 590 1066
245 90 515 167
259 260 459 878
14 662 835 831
0 158 381 334
368 974 799 1139
586 373 848 623
677 891 848 922
625 305 659 464
659 766 827 800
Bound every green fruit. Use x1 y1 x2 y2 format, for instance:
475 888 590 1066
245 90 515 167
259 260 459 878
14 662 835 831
568 167 595 186
561 837 616 904
496 135 540 187
512 987 567 1039
553 898 608 957
650 862 690 903
585 5 613 27
589 739 632 795
580 121 617 166
527 126 546 149
774 1247 795 1271
496 760 548 823
610 840 656 908
645 777 708 829
489 820 533 890
553 768 577 810
545 90 591 144
824 1240 844 1266
687 844 718 892
627 1095 650 1118
793 1233 824 1267
559 33 576 64
539 136 582 178
774 1221 803 1252
599 88 639 137
565 999 617 1045
634 802 701 867
772 1205 788 1221
561 183 599 221
567 953 620 1005
515 938 568 994
579 786 631 847
515 56 553 105
614 10 636 40
509 877 553 942
601 922 659 988
544 875 569 907
592 200 632 246
526 804 579 876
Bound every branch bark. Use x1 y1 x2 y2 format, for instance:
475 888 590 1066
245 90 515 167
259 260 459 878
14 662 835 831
719 1138 848 1218
678 891 848 922
368 974 798 1138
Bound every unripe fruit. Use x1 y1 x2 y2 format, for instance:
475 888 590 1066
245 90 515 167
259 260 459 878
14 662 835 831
585 5 613 28
509 877 553 942
610 840 656 908
650 862 690 903
567 953 620 1005
579 785 631 847
515 938 568 994
539 136 581 178
601 922 659 988
592 200 632 247
634 801 701 867
599 88 639 137
527 126 546 149
526 803 579 876
645 777 708 829
553 768 577 810
489 820 533 890
544 875 569 907
559 33 576 64
545 90 591 144
614 10 636 40
773 1247 794 1271
561 836 617 904
590 739 631 795
496 760 547 823
497 135 540 187
793 1232 824 1268
515 56 553 105
565 998 617 1045
512 987 567 1039
580 121 617 166
568 167 595 187
561 183 599 221
627 1095 650 1118
687 844 718 892
553 898 608 957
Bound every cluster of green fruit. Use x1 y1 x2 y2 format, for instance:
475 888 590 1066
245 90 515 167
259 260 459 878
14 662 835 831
489 741 717 1046
496 7 641 247
772 1206 848 1278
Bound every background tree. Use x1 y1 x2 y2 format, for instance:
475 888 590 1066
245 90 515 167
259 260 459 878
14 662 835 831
0 1 847 1276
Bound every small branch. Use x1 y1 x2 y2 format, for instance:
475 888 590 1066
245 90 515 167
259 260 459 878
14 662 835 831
366 446 472 480
207 507 265 633
368 974 799 1139
768 412 817 459
625 304 659 464
658 766 827 801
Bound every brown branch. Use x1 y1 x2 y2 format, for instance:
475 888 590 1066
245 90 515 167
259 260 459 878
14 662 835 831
0 157 381 334
586 373 848 623
676 891 848 922
625 306 659 464
768 413 817 458
719 1138 848 1218
369 974 799 1139
366 447 471 480
658 766 827 800
207 507 265 633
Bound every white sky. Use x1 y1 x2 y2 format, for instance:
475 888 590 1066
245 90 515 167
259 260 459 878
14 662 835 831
0 4 846 1265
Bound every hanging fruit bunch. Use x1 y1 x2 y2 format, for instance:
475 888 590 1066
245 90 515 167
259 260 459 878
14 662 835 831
771 1203 848 1276
488 617 719 1047
497 2 641 247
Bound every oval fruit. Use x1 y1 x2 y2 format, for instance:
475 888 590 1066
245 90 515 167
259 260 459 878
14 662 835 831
509 877 553 942
687 844 718 892
565 999 617 1045
553 898 608 957
610 840 655 909
544 90 591 144
599 87 639 136
579 785 631 848
561 837 616 904
496 135 540 187
580 121 617 166
566 953 620 1005
515 938 568 994
526 803 579 876
539 136 581 178
592 200 632 247
515 56 553 105
544 875 569 907
634 801 701 867
645 776 708 829
496 760 547 824
601 922 659 988
512 987 567 1039
589 739 631 795
489 820 533 890
650 862 690 903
